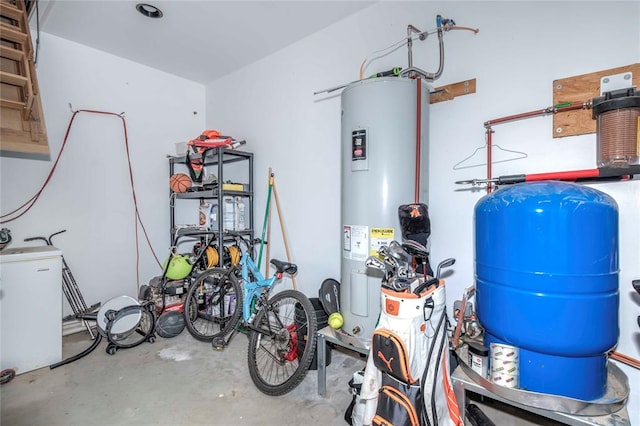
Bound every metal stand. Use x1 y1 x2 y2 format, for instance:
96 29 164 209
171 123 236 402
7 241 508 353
451 367 631 426
24 230 100 338
316 326 369 396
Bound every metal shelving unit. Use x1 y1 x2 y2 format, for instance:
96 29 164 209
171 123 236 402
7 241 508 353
169 148 254 266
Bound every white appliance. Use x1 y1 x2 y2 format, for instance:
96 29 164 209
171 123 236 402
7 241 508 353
1 246 63 374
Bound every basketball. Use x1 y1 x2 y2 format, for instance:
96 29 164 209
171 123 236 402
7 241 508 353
170 173 192 193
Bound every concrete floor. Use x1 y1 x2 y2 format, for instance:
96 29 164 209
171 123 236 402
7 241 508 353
1 328 364 426
0 327 577 426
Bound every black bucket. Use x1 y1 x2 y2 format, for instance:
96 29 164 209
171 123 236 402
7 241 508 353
296 297 331 370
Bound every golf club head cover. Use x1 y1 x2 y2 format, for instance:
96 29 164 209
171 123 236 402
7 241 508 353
398 203 434 276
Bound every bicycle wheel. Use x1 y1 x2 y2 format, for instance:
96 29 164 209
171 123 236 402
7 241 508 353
247 289 318 396
183 268 243 342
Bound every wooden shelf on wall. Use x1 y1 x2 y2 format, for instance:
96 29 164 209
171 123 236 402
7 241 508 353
552 63 640 138
0 0 49 160
430 78 476 104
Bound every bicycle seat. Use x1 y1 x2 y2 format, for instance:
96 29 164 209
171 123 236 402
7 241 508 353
270 259 297 275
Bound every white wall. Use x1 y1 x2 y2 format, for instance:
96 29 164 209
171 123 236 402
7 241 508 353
205 1 639 422
0 33 205 310
1 1 635 420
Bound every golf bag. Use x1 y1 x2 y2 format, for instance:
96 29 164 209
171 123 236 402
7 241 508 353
353 282 462 426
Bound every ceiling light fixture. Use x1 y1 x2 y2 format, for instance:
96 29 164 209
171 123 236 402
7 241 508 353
136 3 163 18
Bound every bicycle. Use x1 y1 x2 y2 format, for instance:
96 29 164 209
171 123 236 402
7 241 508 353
182 233 318 396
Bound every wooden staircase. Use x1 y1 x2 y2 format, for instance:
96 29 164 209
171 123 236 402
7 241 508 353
0 0 49 160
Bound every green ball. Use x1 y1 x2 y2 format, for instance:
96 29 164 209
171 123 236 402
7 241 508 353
328 312 343 329
162 255 192 280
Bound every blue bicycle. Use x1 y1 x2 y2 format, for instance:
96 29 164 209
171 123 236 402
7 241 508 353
182 233 317 395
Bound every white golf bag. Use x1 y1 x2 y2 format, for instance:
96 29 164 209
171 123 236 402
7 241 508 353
352 282 462 426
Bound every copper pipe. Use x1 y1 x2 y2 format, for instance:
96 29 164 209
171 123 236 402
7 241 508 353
415 77 422 202
484 101 587 127
485 108 550 127
609 351 640 370
452 286 475 348
444 25 480 34
486 128 493 193
556 101 588 112
482 101 589 193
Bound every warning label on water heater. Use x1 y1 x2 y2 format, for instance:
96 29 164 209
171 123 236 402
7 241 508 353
351 129 369 171
343 225 369 260
352 129 367 160
370 228 394 256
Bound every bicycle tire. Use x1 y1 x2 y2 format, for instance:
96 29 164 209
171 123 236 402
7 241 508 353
183 268 243 342
247 289 318 396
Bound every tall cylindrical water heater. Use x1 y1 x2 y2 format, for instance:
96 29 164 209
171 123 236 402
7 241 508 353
340 77 429 343
475 182 619 400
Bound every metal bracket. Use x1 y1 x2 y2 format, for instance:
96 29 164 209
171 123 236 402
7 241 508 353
600 72 634 95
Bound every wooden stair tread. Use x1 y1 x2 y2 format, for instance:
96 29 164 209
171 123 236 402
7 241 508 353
0 2 24 21
0 69 28 87
0 44 25 61
0 97 26 110
0 21 29 46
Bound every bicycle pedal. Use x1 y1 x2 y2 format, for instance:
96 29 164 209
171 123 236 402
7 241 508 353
211 337 227 351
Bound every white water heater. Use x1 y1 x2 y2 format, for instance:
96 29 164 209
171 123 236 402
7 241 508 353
340 77 429 344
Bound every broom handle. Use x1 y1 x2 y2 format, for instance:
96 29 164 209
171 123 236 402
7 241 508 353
272 176 297 291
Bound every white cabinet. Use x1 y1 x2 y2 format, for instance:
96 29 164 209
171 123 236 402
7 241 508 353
1 246 62 374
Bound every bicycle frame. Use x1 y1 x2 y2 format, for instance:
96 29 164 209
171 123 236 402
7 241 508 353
240 251 277 323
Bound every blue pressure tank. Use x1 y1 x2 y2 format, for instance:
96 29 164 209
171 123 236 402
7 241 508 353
475 181 619 400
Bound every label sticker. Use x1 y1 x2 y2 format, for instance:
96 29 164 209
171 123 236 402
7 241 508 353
352 129 367 161
370 227 394 256
343 226 351 252
351 129 369 171
343 225 368 260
